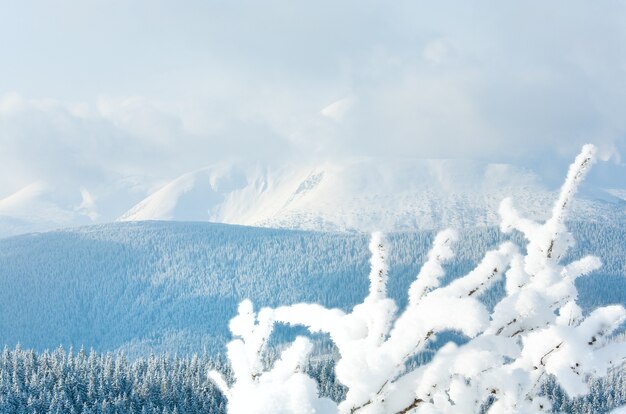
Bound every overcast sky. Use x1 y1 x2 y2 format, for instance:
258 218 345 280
1 0 625 196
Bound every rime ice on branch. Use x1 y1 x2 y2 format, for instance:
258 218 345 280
208 299 337 414
211 144 626 414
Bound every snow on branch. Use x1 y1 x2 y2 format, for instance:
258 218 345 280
368 231 389 300
408 228 457 306
211 144 626 413
209 300 336 414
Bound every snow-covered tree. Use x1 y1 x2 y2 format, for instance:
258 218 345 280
212 144 626 413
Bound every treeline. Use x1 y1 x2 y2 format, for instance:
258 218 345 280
0 345 624 413
0 346 226 413
542 366 626 413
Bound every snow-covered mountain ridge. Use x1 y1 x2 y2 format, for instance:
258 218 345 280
1 158 623 238
118 159 626 232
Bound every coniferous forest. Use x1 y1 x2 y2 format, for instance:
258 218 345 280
0 223 626 414
0 217 624 412
0 344 352 414
0 221 624 356
0 345 623 413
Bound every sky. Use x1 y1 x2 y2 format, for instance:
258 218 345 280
1 0 625 202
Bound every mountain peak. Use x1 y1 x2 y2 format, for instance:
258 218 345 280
117 159 626 232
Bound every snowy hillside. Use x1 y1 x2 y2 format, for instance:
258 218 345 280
0 181 93 236
0 221 623 357
1 159 624 238
118 159 626 232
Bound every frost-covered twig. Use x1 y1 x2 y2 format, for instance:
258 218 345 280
208 300 336 414
211 144 626 414
274 228 517 413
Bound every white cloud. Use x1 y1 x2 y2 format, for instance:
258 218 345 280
422 39 452 64
0 1 625 230
320 97 355 121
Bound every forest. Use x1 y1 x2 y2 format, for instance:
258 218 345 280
1 150 625 412
0 345 623 413
0 221 624 357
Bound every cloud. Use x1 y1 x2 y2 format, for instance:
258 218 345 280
0 0 625 215
320 97 355 121
0 92 305 220
422 39 452 65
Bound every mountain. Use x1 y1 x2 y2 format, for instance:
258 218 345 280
1 159 624 238
0 221 624 357
118 159 626 232
0 181 94 237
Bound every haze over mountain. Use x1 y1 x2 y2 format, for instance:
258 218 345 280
118 159 626 232
2 1 626 239
0 158 623 238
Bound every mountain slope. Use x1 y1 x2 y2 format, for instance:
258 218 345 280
0 221 623 357
1 159 623 237
0 181 93 236
118 159 626 232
